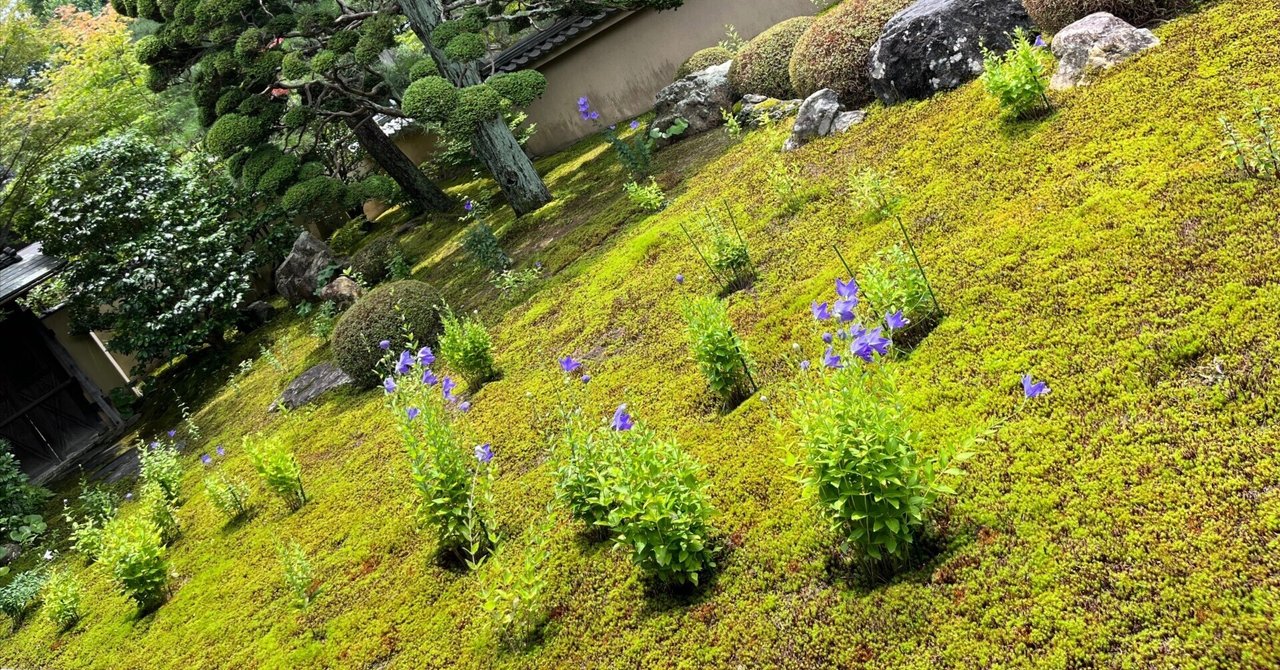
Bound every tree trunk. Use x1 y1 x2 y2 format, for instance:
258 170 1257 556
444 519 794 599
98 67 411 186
344 113 453 213
399 0 552 216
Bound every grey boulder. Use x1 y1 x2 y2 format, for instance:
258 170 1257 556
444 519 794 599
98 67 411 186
650 61 735 148
275 232 338 304
269 363 354 412
868 0 1034 105
784 89 842 152
237 300 278 332
1050 12 1159 90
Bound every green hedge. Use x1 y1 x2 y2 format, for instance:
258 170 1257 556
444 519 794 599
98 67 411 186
728 17 814 100
790 0 912 105
1023 0 1205 33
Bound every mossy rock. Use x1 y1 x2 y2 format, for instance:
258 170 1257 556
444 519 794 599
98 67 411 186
728 16 814 100
332 280 445 386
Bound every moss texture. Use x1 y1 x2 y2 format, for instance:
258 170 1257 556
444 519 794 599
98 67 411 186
5 1 1280 667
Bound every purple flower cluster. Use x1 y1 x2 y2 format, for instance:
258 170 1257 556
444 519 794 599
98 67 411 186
577 96 601 122
611 404 634 431
384 346 469 411
809 277 900 368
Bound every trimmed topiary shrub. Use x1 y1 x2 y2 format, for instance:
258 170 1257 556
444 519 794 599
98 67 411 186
204 113 267 158
333 280 445 386
676 46 734 79
1022 0 1203 33
728 17 815 100
789 0 913 105
350 235 398 286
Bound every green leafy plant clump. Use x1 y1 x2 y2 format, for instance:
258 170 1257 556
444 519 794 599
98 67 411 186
438 310 499 389
980 29 1053 120
332 280 446 386
246 434 307 511
100 516 169 612
681 296 755 407
787 363 971 576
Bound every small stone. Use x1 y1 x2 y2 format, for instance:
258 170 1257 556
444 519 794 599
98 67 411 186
319 276 363 311
1051 12 1159 91
784 89 841 152
237 300 277 332
833 110 868 134
269 363 354 412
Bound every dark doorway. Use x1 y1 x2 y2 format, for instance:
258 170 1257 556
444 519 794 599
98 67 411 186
0 308 107 481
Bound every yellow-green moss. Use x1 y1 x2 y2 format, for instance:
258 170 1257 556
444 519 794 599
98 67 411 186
6 1 1280 667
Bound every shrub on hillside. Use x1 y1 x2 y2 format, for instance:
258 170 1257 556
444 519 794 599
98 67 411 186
438 310 499 389
1022 0 1204 33
350 235 399 286
333 280 446 385
43 570 83 630
728 17 815 100
789 0 913 105
676 46 734 79
246 435 307 511
681 296 755 407
328 218 367 256
100 515 169 611
0 569 47 625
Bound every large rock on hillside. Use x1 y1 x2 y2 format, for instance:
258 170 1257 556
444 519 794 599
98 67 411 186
275 232 338 304
319 276 363 311
1050 13 1159 90
868 0 1034 105
269 363 353 412
650 61 735 148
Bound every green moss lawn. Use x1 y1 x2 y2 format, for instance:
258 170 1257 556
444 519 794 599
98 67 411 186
6 0 1280 666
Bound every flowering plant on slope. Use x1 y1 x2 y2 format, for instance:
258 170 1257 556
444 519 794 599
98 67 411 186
553 389 717 585
385 348 495 569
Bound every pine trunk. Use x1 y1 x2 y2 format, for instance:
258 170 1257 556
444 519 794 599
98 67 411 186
399 0 553 216
344 113 453 212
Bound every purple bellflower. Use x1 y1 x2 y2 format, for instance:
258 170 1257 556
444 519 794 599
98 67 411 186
822 346 842 369
676 273 685 285
418 347 435 366
216 445 225 457
475 443 494 464
836 277 859 300
851 327 890 362
442 377 457 401
811 301 831 321
406 407 420 421
383 377 397 394
378 340 391 351
559 355 582 373
885 310 908 331
611 404 634 431
395 350 414 375
200 453 212 466
422 368 439 386
1022 374 1049 399
834 299 858 323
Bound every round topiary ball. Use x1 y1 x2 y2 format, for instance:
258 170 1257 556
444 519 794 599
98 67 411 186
349 234 397 285
204 113 266 158
676 46 733 79
728 17 814 100
486 70 548 107
403 75 459 123
789 0 912 106
444 32 487 63
332 280 445 386
1022 0 1201 33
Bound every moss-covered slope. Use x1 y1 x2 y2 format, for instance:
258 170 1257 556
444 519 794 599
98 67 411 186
4 0 1280 667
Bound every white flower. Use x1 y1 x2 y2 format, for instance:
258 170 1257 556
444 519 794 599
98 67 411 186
43 550 54 561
